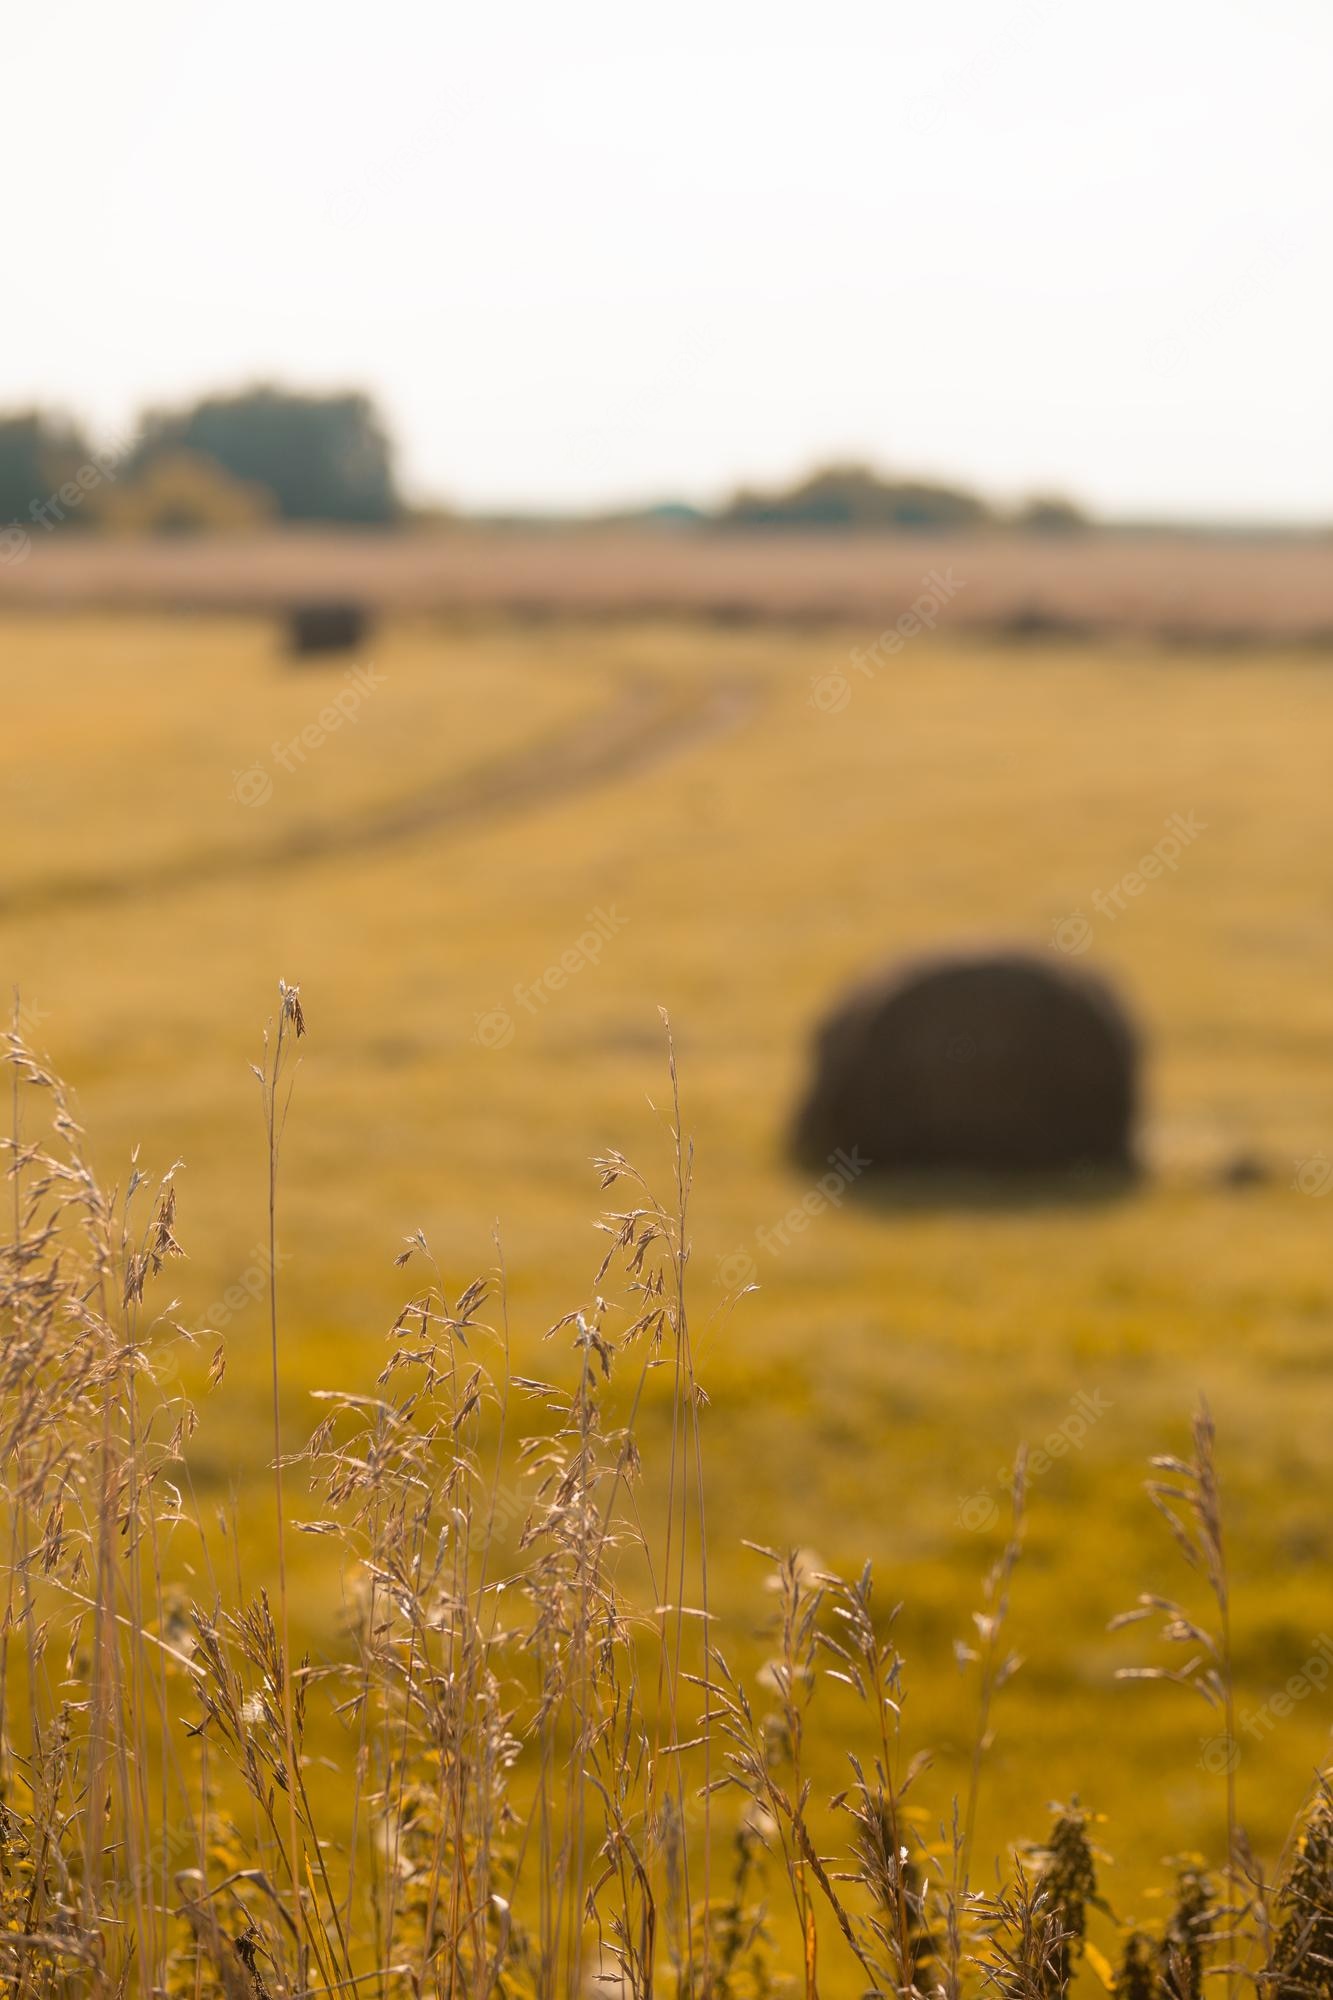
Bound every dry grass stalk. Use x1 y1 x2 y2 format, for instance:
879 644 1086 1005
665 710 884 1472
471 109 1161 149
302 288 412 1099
1 995 1329 2000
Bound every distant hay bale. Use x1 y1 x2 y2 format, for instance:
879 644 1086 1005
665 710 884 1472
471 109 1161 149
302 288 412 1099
285 601 371 658
993 601 1101 644
791 948 1140 1177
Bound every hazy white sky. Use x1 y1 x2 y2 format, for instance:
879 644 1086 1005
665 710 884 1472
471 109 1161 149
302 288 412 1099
7 1 1332 519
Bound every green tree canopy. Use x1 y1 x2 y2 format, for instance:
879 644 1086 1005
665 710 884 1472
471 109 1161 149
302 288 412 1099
0 410 94 525
132 385 400 524
721 461 994 531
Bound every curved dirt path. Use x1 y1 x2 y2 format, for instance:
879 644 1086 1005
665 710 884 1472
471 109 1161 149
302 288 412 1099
4 667 756 919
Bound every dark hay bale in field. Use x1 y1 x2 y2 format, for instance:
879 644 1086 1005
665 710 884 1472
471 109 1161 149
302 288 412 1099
285 601 371 658
791 948 1140 1178
991 601 1103 644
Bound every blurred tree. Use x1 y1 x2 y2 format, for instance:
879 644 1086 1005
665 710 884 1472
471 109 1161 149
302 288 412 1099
132 385 400 524
0 410 95 525
721 461 993 530
98 450 274 535
1014 494 1091 534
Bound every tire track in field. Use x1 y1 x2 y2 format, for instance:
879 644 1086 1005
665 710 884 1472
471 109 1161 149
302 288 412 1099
2 669 756 919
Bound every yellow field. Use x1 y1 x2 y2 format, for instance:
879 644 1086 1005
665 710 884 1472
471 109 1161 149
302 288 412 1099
5 608 1333 1925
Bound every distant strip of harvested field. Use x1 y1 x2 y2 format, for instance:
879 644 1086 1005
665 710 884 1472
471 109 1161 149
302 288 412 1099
3 524 1333 640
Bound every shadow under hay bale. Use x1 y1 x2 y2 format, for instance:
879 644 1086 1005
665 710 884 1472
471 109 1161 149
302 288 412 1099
284 601 372 658
791 947 1141 1186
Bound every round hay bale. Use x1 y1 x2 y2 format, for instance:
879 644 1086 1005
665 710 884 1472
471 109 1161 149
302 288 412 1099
791 948 1140 1176
285 601 371 658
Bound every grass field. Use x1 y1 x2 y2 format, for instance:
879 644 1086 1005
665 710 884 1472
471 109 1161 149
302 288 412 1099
5 604 1333 1967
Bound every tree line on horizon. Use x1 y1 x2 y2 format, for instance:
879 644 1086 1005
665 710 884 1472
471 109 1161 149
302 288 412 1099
1 384 1091 535
712 460 1089 532
0 387 401 534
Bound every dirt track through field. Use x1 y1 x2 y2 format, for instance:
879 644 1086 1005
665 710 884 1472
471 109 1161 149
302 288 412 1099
2 667 755 920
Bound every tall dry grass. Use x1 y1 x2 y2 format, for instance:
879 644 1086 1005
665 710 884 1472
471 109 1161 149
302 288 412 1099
1 988 1330 2000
